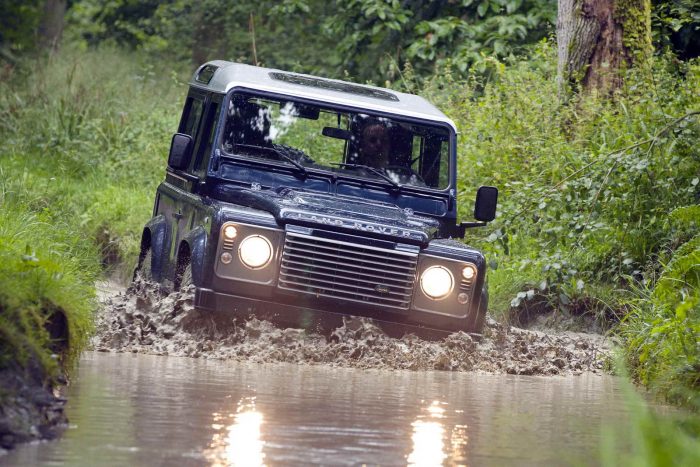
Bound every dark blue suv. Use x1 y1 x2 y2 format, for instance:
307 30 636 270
136 61 498 334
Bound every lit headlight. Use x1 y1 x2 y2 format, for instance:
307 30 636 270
238 235 273 269
420 266 454 300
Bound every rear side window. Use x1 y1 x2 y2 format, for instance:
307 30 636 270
179 97 205 138
193 102 220 175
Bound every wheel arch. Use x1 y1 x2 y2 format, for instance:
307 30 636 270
177 226 208 287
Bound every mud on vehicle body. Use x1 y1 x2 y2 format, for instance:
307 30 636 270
137 61 498 335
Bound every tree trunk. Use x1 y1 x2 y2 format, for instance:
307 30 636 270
38 0 66 50
557 0 652 97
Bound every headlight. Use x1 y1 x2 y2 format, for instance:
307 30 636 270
420 266 454 300
238 235 273 269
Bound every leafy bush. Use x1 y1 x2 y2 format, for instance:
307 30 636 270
67 0 557 83
416 42 699 326
621 205 699 405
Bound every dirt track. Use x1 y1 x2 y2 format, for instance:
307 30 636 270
92 279 612 375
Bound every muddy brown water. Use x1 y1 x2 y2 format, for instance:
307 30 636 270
2 352 636 466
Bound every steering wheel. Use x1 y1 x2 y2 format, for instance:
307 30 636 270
385 165 426 184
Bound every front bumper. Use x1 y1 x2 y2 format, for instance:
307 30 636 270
194 285 487 336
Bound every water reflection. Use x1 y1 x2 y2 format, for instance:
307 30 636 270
407 400 469 466
2 354 630 466
206 396 265 467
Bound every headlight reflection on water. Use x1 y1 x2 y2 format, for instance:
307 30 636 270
407 400 469 467
206 397 265 467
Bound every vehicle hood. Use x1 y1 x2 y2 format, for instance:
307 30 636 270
212 186 439 244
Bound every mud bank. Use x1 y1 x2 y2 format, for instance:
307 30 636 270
93 280 611 375
0 362 67 453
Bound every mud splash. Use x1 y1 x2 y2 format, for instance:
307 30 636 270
92 280 611 375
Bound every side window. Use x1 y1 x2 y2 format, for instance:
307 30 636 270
193 102 220 175
438 141 449 188
179 96 205 138
411 135 423 174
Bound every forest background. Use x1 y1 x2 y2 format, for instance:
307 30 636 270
0 0 699 462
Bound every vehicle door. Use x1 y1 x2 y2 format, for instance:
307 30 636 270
160 89 208 276
188 93 221 228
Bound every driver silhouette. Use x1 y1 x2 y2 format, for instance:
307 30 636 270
357 122 391 169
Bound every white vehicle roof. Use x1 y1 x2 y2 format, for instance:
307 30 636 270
190 61 457 131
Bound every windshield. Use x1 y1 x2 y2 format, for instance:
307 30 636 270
220 91 451 189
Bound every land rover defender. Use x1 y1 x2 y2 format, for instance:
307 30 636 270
136 61 498 334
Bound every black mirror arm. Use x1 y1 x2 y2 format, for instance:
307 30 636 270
461 221 487 229
451 221 488 238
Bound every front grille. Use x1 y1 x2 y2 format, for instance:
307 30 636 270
278 232 418 310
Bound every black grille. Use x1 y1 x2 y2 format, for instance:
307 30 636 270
278 232 418 310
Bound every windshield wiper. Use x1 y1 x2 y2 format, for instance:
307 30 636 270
232 143 307 178
269 146 308 177
334 163 401 189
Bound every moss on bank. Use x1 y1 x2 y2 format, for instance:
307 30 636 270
0 201 96 448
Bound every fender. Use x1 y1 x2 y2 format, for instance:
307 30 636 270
142 214 171 282
180 226 208 287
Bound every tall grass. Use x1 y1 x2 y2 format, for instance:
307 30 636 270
0 47 185 375
0 46 184 271
0 197 95 373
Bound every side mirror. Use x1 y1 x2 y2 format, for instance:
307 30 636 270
168 133 193 170
474 186 498 222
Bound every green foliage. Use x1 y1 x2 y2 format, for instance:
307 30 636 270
66 0 557 83
415 43 699 325
621 206 699 405
652 0 700 58
403 0 555 75
0 47 182 375
0 46 181 268
0 0 43 58
0 197 96 375
68 0 161 48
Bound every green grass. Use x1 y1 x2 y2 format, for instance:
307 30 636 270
0 46 184 375
0 198 95 374
0 46 184 268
